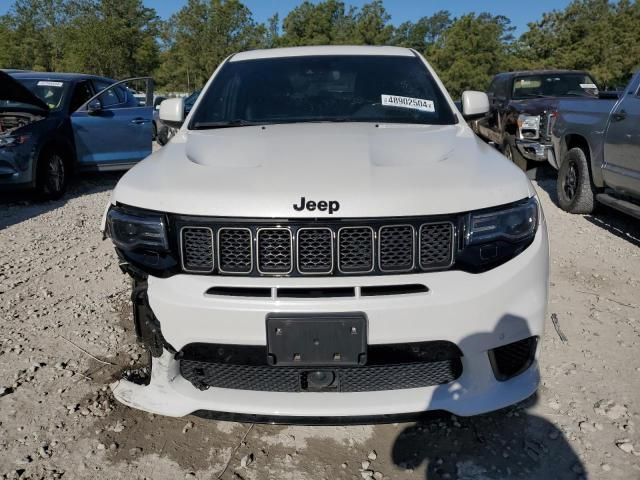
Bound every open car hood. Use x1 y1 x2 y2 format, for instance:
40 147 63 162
0 71 50 112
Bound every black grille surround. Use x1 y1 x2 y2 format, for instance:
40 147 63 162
174 215 456 277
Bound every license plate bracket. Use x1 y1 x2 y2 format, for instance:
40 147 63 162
266 313 367 366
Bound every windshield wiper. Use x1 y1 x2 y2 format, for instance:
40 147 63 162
517 93 548 99
191 119 262 130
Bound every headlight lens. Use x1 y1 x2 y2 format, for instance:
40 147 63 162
106 207 168 251
457 197 540 272
466 198 538 245
0 134 30 147
517 114 540 139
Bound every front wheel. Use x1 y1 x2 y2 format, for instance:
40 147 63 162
36 151 67 200
503 140 529 172
556 147 596 214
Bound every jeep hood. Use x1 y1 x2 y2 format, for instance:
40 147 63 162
0 71 49 112
114 122 535 218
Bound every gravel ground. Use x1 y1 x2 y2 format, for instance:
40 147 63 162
0 171 639 480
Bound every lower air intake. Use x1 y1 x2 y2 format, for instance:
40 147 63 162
488 336 538 381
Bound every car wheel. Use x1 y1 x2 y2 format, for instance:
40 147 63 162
36 151 67 200
556 147 596 214
152 121 157 141
156 125 168 146
503 140 529 172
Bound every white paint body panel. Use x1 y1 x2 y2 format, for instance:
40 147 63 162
112 223 548 418
113 122 532 218
108 46 548 418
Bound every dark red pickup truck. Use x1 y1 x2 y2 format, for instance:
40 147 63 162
471 69 599 173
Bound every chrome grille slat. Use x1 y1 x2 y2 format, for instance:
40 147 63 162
297 228 333 274
419 222 454 269
180 227 214 273
218 228 252 273
257 228 293 274
378 225 415 272
338 226 374 273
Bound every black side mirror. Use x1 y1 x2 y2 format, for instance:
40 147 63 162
87 98 102 115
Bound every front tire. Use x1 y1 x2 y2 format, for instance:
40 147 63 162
503 139 529 172
36 150 67 200
556 147 596 214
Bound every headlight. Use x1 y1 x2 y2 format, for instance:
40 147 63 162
466 198 538 245
105 205 179 277
0 134 30 147
106 207 168 251
517 114 540 139
458 197 539 272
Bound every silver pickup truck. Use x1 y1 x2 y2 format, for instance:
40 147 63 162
550 70 640 219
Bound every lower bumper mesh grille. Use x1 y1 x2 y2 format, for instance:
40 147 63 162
181 359 461 392
180 341 463 393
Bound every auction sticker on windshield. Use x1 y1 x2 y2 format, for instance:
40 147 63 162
37 81 64 87
381 94 435 112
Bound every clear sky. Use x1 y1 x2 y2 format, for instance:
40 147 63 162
0 0 573 35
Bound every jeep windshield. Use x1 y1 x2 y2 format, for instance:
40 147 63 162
512 73 599 99
189 55 457 129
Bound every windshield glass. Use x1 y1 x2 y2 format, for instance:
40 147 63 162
189 55 456 129
14 79 69 110
512 73 598 99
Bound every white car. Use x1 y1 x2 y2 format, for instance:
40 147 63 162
102 46 548 423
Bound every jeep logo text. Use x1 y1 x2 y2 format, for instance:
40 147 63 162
293 197 340 214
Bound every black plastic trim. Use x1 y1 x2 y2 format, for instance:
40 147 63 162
179 340 462 366
278 287 355 298
192 408 447 425
361 284 428 296
131 279 176 357
206 286 272 297
488 336 538 382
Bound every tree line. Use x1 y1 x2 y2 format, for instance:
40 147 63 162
1 0 639 97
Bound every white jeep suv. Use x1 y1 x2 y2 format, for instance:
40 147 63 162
103 46 548 423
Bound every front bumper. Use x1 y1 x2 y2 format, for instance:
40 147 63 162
111 221 549 420
0 143 37 190
515 139 554 164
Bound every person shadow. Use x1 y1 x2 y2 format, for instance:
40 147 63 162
391 315 585 479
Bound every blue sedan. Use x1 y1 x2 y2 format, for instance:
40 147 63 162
0 71 153 199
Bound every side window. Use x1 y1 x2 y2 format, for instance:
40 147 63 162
69 81 94 112
487 78 498 97
495 77 509 99
92 80 125 108
90 78 152 110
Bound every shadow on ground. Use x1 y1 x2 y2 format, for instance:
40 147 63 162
391 314 584 479
392 395 584 479
535 176 640 248
0 172 122 230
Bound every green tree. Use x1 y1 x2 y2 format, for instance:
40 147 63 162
518 0 640 87
391 10 451 52
156 0 265 91
0 0 72 71
279 0 357 46
60 0 160 78
430 13 515 98
353 0 393 45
